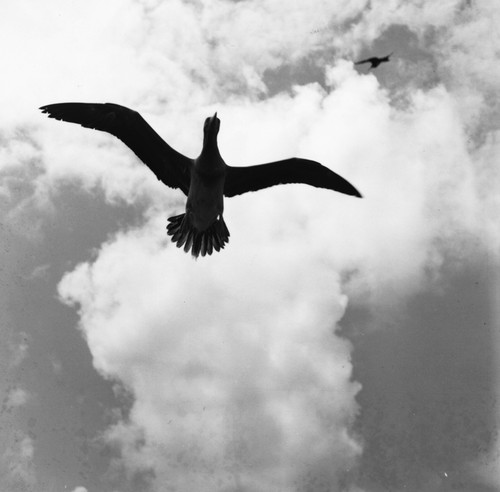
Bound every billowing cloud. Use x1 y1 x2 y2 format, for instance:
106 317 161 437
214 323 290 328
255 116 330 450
59 210 362 490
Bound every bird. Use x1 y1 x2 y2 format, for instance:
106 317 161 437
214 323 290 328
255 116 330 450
39 103 362 258
354 52 393 69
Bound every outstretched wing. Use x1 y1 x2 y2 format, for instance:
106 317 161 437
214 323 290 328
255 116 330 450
224 158 362 198
354 57 376 65
40 102 192 195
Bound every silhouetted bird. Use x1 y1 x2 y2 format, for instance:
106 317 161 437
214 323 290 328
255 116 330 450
355 52 393 69
40 103 362 258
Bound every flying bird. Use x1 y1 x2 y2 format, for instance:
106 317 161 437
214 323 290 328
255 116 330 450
40 103 362 258
354 52 393 69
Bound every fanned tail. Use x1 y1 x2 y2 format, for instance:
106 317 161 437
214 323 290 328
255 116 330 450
166 213 230 258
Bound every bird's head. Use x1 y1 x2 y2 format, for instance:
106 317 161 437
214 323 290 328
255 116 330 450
203 112 220 146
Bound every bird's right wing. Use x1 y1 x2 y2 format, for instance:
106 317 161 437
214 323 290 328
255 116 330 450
224 158 362 198
40 102 192 195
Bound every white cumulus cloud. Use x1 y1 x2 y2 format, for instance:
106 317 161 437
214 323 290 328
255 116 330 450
59 210 362 490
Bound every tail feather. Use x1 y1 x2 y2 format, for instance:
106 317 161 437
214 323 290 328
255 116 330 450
192 234 202 258
168 214 187 247
200 234 208 257
204 234 213 256
166 213 230 258
183 228 194 252
220 218 230 239
212 232 221 252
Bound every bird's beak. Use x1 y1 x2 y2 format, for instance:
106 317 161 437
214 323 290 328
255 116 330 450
209 112 219 129
204 112 220 140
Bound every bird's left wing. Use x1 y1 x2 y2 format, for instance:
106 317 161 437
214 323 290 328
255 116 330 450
224 158 362 198
40 102 192 195
354 57 375 65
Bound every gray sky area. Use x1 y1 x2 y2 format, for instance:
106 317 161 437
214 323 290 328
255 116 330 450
0 1 499 491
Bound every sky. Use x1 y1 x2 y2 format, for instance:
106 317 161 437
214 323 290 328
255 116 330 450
0 0 499 491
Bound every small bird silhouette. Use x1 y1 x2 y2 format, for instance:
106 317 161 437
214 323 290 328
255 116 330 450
355 52 393 69
40 103 362 258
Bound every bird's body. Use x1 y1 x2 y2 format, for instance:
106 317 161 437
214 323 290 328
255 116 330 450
187 120 226 231
168 130 230 256
40 102 362 258
186 164 225 232
355 52 393 69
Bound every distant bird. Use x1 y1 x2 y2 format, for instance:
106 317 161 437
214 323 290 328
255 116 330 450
354 52 393 69
40 103 362 258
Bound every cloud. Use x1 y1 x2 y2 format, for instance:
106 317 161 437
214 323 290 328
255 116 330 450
58 59 495 490
8 335 29 369
0 435 36 491
1 387 30 413
2 0 497 231
59 211 362 490
1 0 499 490
71 487 88 492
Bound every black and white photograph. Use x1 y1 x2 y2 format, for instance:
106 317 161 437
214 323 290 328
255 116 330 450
0 1 498 491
